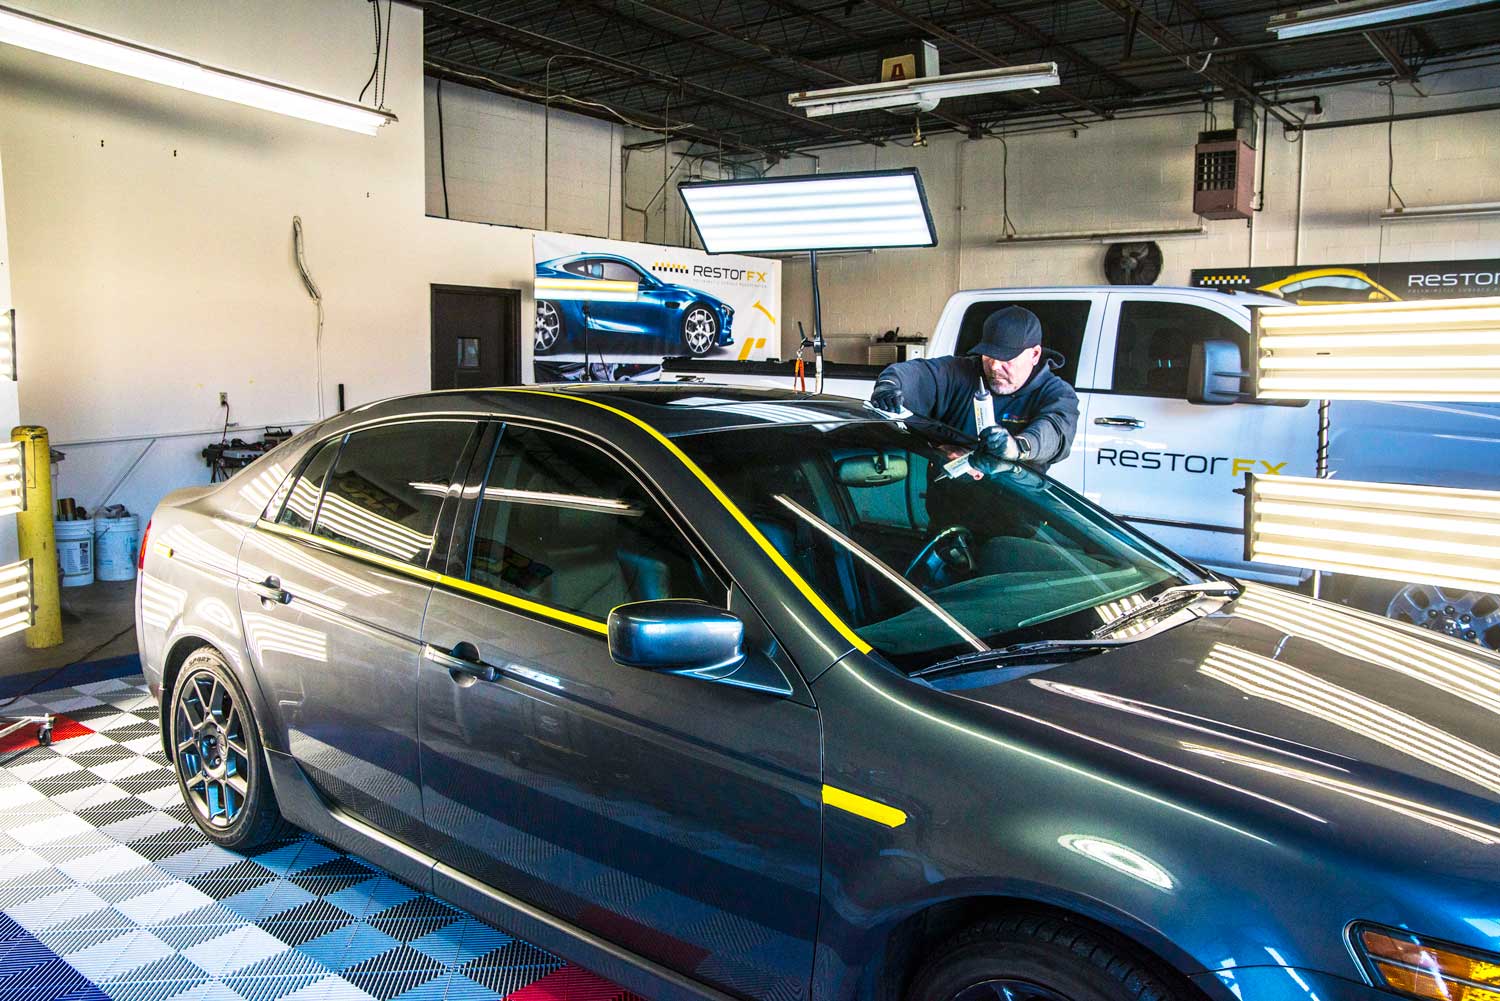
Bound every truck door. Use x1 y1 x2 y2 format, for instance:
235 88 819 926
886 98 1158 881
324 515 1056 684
1084 292 1314 582
948 294 1106 492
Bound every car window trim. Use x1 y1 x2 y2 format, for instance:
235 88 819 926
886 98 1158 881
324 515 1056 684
441 417 731 634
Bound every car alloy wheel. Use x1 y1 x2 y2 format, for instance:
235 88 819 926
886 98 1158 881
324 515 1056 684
683 306 718 356
174 667 251 829
1388 584 1500 649
949 981 1076 1001
535 300 563 353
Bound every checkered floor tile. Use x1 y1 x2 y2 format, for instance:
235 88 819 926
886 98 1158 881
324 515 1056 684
1 674 644 1001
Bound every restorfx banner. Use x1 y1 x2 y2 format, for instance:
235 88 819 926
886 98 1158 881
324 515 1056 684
531 233 781 383
1192 258 1500 303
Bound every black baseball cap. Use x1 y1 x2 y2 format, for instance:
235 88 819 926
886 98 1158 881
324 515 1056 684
967 306 1043 361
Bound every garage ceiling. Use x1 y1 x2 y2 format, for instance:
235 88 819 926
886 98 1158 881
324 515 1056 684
417 0 1500 157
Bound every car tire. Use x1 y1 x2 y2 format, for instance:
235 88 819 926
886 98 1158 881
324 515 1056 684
169 648 294 850
535 300 565 354
907 913 1193 1001
682 303 719 357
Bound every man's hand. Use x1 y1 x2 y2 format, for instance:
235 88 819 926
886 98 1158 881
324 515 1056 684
979 426 1022 461
870 379 905 414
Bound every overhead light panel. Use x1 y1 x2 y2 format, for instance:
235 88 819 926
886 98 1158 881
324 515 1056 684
533 277 640 303
1267 0 1496 38
1252 297 1500 401
1246 474 1500 594
0 3 397 135
680 168 938 254
0 309 13 381
0 560 34 640
788 63 1060 118
0 442 24 517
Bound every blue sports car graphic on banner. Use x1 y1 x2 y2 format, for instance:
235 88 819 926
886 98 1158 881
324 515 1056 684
531 234 780 383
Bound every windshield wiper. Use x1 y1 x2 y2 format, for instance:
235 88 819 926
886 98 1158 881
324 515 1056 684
1089 581 1239 639
913 639 1136 679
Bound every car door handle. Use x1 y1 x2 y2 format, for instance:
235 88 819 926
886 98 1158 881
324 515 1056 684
252 576 293 605
1094 416 1146 429
424 642 497 682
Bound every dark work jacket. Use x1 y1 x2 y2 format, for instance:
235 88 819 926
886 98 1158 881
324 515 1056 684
875 349 1080 471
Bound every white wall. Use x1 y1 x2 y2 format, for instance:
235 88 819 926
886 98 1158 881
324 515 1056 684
733 67 1500 360
0 150 18 564
0 0 584 523
424 76 622 239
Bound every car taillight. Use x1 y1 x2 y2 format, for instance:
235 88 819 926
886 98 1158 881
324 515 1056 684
138 519 152 571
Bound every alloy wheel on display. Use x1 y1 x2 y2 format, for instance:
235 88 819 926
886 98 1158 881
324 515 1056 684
949 980 1077 1001
173 669 251 829
684 307 718 355
535 300 561 351
1388 584 1500 649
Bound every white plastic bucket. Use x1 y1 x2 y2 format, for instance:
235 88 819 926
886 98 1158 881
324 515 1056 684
56 519 95 587
95 514 139 582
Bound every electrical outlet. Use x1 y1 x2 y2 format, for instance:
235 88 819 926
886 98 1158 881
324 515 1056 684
219 392 228 407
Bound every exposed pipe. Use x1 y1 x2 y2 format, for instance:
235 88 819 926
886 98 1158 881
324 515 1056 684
1293 100 1500 131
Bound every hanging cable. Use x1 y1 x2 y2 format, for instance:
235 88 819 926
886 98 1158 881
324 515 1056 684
358 0 380 104
437 78 450 217
292 217 325 419
999 135 1018 238
1383 80 1408 210
377 0 393 109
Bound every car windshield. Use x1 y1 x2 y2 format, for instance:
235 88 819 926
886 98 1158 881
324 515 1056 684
678 419 1203 672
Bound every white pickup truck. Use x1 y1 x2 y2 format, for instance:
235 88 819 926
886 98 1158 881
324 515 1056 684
662 285 1500 646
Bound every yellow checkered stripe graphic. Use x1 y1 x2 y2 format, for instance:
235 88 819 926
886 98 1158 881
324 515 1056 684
652 261 691 274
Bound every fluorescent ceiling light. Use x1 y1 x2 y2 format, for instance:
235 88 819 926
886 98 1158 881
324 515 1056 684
1246 473 1500 594
0 442 24 517
1252 297 1500 401
1266 0 1493 37
0 308 13 381
534 277 640 303
789 63 1060 118
1381 201 1500 223
0 559 34 640
995 226 1206 246
0 3 396 135
680 169 937 254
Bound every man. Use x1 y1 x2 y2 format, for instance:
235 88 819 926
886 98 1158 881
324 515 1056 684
869 305 1079 472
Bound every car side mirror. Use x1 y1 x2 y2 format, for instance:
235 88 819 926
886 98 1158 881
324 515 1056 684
1188 339 1250 405
608 599 747 683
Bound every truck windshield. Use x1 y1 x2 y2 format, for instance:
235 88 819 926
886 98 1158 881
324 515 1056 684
678 419 1203 672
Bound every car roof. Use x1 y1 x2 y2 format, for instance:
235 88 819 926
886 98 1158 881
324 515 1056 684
390 384 883 438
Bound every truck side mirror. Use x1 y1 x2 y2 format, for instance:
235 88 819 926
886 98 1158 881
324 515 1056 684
1188 339 1250 405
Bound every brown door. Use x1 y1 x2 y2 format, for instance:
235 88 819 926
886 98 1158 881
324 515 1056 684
431 285 521 390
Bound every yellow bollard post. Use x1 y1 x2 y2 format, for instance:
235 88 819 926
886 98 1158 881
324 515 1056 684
11 426 61 648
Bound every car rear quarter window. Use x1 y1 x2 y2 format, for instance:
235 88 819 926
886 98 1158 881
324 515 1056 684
955 299 1090 386
469 426 720 624
1111 300 1246 399
274 436 342 531
310 421 476 566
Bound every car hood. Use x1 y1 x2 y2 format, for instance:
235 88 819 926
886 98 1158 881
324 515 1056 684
932 583 1500 857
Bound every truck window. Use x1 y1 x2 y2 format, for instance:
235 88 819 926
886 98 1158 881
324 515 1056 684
1111 300 1246 399
955 300 1088 385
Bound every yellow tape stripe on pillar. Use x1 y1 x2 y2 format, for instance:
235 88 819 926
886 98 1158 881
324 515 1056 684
495 389 873 655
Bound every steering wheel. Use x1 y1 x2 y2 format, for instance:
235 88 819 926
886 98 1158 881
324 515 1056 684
903 525 977 588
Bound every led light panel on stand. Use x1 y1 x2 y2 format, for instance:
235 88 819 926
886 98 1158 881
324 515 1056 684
679 169 938 255
0 560 34 639
1246 474 1500 594
0 442 24 516
0 3 396 135
1252 297 1500 401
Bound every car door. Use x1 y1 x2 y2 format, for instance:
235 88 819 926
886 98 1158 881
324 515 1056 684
237 418 480 846
1083 292 1314 579
418 421 823 1001
946 293 1106 492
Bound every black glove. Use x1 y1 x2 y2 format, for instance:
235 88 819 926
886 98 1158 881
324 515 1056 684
870 380 904 414
978 426 1022 461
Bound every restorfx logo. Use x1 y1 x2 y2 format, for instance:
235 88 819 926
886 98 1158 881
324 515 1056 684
1097 449 1286 476
652 261 768 285
1408 268 1499 289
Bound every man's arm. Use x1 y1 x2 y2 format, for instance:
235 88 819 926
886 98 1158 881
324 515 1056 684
1016 379 1080 464
872 358 945 418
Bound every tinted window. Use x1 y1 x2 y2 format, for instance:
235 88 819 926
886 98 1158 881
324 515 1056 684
955 300 1090 386
470 426 719 623
562 260 599 277
599 261 643 282
275 437 341 531
312 421 475 565
1112 300 1246 399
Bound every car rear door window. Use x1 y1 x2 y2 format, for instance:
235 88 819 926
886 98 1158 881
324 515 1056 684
599 261 643 282
310 421 476 566
469 425 720 623
1111 300 1246 399
954 299 1090 385
273 436 342 531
